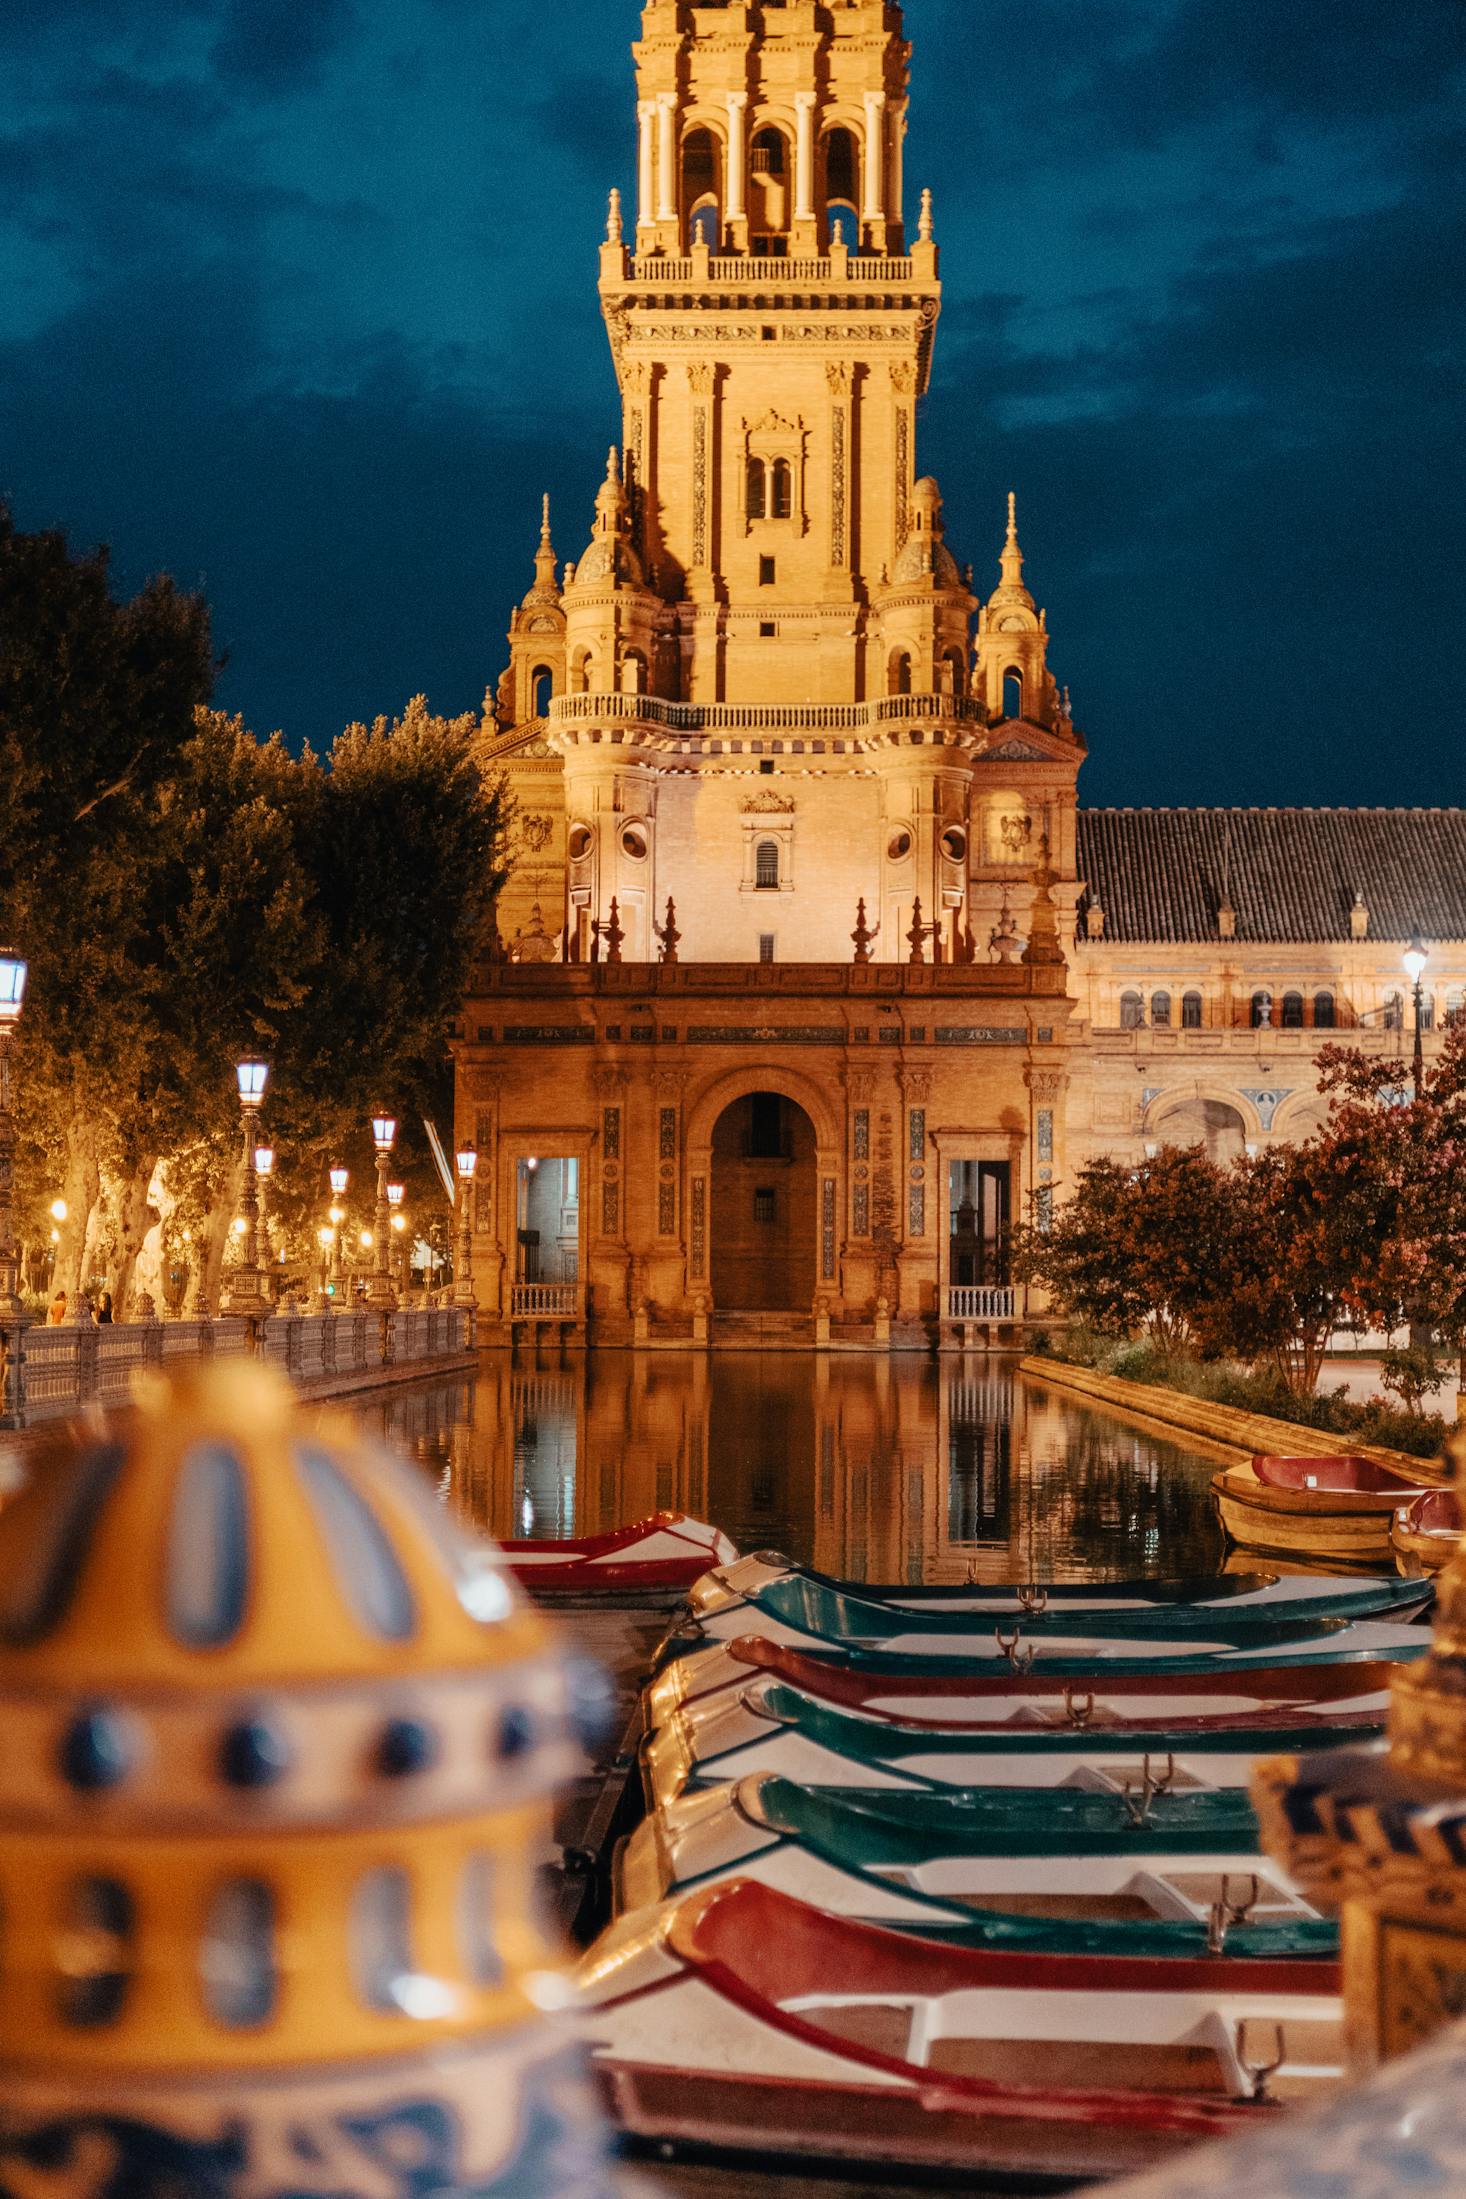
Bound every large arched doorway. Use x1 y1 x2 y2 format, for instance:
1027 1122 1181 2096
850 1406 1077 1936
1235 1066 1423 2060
710 1091 818 1312
1153 1098 1248 1165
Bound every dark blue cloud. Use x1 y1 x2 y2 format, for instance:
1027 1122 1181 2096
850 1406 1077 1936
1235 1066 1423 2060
0 0 1461 808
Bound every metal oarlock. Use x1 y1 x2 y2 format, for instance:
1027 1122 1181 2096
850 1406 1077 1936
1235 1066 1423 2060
1236 2020 1287 2103
1062 1688 1095 1729
1120 1754 1177 1830
1206 1873 1263 1955
1017 1582 1048 1614
994 1626 1036 1672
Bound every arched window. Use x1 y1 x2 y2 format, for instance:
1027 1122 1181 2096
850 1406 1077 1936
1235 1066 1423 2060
1447 989 1465 1028
1181 991 1204 1029
824 127 858 208
890 651 912 697
529 665 552 718
751 127 787 178
746 457 767 520
682 127 720 247
570 649 593 695
1281 991 1304 1028
1419 993 1436 1030
58 1877 134 2028
943 647 966 698
1251 990 1274 1029
755 839 780 890
1313 990 1336 1029
1002 668 1023 719
201 1880 277 2029
1151 991 1172 1028
770 457 793 520
1120 991 1144 1031
1383 992 1404 1031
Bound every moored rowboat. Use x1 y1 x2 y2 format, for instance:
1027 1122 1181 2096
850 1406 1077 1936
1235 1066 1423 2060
641 1673 1388 1806
501 1512 738 1594
616 1774 1335 1962
580 1879 1344 2182
1211 1457 1433 1566
1390 1487 1462 1577
690 1551 1432 1629
646 1632 1403 1729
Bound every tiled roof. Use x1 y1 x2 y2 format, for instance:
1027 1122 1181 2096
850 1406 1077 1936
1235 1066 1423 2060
1076 809 1466 945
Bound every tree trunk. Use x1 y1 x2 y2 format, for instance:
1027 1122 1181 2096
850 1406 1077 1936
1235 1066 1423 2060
109 1158 159 1313
52 1098 101 1303
195 1153 245 1313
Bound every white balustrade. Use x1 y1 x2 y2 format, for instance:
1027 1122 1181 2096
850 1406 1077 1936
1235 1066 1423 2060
510 1283 580 1319
549 691 983 735
628 254 916 284
947 1286 1017 1322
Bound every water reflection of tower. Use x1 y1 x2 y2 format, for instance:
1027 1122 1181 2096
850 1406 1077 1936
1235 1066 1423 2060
941 1363 1014 1573
811 1359 938 1583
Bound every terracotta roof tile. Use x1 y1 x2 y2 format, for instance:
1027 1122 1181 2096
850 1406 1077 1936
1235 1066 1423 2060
1076 809 1466 944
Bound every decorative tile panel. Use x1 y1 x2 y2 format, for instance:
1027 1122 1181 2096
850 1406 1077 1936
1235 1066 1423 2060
821 1179 837 1280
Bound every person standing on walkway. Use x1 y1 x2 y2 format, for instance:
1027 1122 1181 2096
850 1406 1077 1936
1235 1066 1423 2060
46 1289 67 1325
94 1290 113 1325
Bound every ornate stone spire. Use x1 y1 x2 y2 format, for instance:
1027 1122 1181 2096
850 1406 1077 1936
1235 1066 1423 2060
988 492 1036 616
1021 837 1067 969
606 187 623 245
521 493 560 608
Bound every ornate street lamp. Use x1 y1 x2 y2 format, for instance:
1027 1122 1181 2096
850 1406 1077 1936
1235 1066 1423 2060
455 1144 478 1310
1403 935 1430 1099
387 1182 407 1292
366 1114 398 1308
254 1145 275 1269
0 951 28 1320
328 1166 348 1306
221 1060 271 1315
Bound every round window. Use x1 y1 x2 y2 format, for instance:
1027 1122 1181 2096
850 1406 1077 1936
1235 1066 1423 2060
568 824 594 864
941 826 967 863
887 829 913 863
621 824 649 862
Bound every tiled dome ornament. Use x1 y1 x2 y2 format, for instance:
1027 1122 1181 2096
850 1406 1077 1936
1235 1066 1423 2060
0 1363 620 2199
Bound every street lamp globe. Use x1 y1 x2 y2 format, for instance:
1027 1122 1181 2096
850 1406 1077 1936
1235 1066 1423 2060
236 1059 269 1107
0 954 27 1025
254 1146 275 1180
1403 936 1429 987
387 1182 404 1209
372 1113 397 1156
456 1145 478 1184
49 1199 67 1224
329 1165 349 1200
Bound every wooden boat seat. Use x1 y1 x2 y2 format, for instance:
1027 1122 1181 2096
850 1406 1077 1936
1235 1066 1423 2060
927 2036 1233 2094
1252 1456 1420 1495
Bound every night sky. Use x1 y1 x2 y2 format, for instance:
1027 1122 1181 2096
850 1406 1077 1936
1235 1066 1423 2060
3 1 1462 805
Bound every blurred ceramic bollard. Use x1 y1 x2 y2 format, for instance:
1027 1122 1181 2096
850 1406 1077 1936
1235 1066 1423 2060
0 1361 619 2198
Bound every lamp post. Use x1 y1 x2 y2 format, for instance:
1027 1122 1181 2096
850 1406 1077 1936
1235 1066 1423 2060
328 1166 348 1306
387 1182 406 1293
1403 935 1430 1100
221 1060 270 1315
455 1145 478 1309
315 1225 336 1313
367 1114 398 1308
0 951 28 1321
254 1146 275 1277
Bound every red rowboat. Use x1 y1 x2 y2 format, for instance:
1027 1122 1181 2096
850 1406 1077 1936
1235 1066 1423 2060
502 1512 737 1595
579 1879 1343 2181
1212 1456 1433 1566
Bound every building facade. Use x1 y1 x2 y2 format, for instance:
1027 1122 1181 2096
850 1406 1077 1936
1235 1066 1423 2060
456 0 1465 1350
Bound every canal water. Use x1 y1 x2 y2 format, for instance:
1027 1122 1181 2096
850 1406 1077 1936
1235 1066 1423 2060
363 1352 1230 1584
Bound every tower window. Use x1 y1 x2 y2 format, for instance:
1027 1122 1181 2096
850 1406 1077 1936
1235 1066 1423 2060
751 129 786 178
889 652 912 697
771 458 793 520
530 665 553 717
1182 991 1204 1029
759 556 776 586
824 128 858 208
1383 992 1403 1031
1151 991 1172 1028
755 840 780 890
1282 991 1304 1028
1314 990 1337 1029
759 934 775 964
746 457 767 520
754 1188 777 1225
1003 669 1024 719
1120 991 1144 1031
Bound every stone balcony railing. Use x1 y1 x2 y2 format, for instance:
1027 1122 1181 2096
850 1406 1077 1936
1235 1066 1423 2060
547 691 986 737
1 1305 474 1429
626 253 917 285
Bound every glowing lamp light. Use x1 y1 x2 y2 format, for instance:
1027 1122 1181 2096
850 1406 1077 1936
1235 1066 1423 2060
49 1198 67 1224
360 1229 374 1249
232 1217 247 1237
1403 935 1429 987
254 1146 275 1179
456 1145 478 1183
329 1165 349 1198
318 1226 335 1249
526 1156 540 1173
0 953 27 1026
387 1182 404 1208
371 1113 397 1155
236 1059 269 1106
391 1213 406 1233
